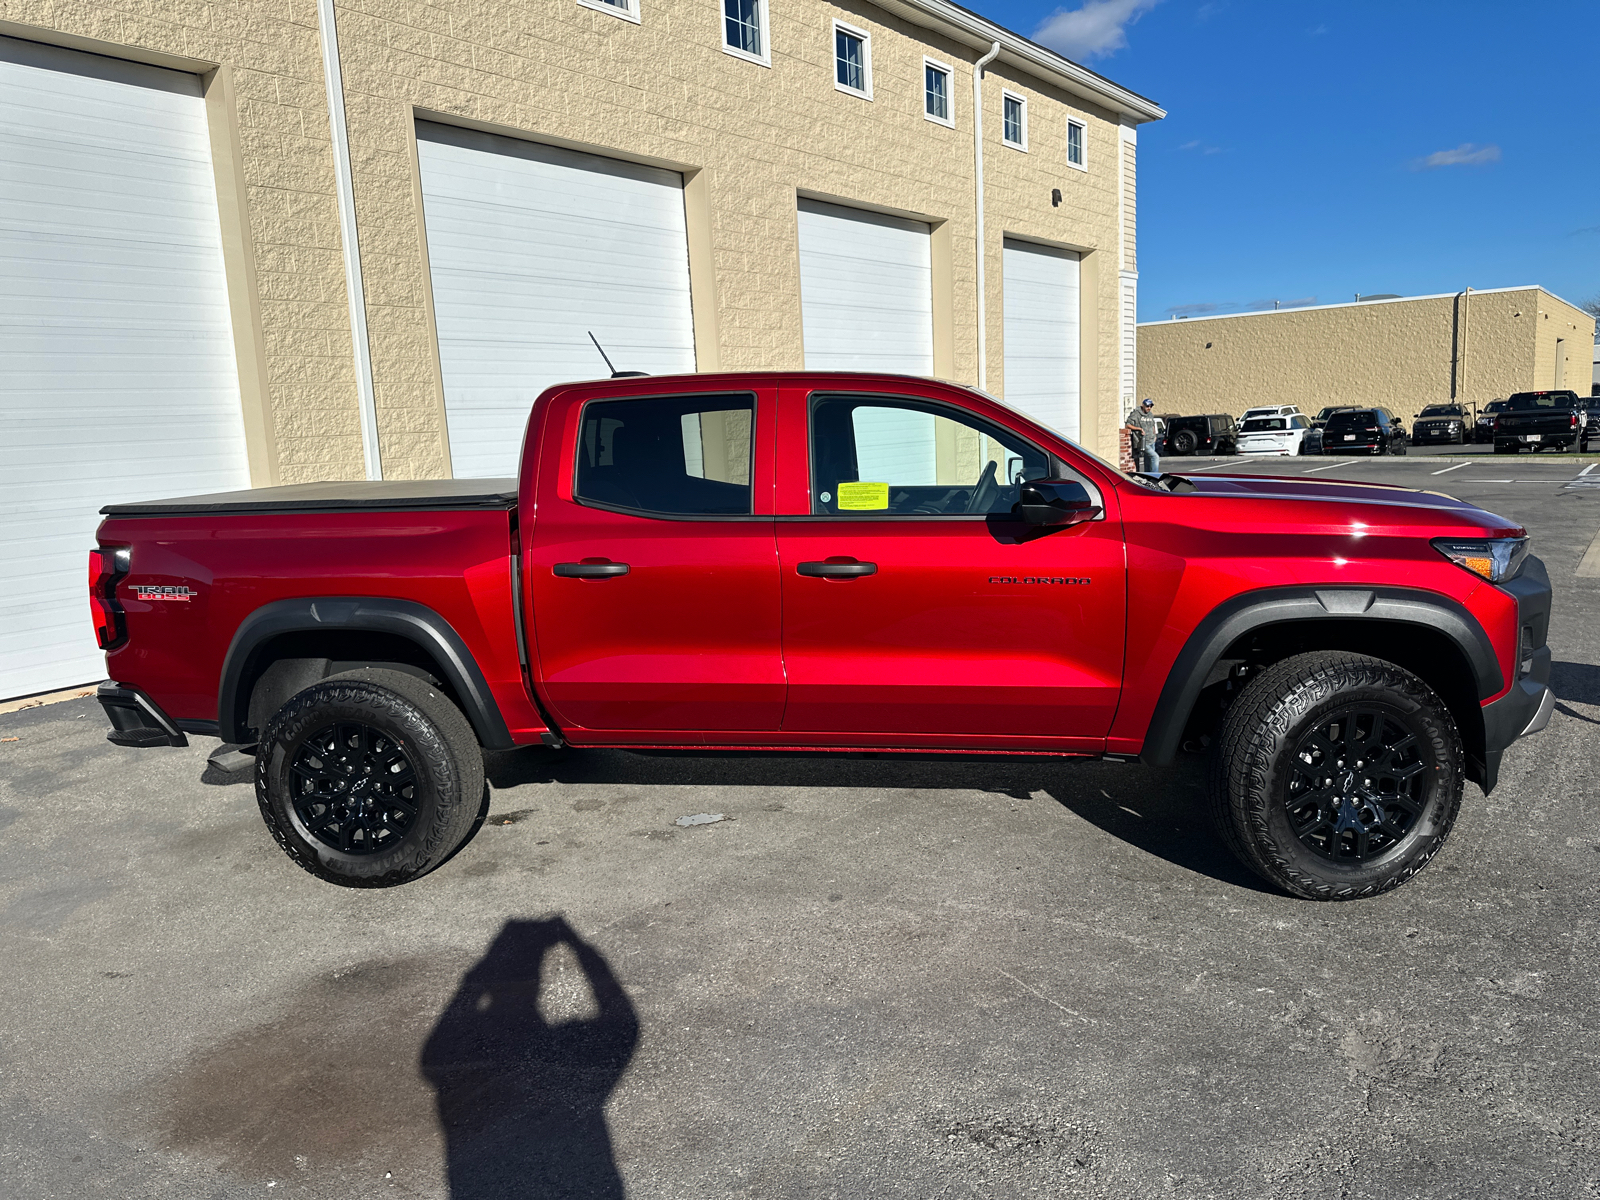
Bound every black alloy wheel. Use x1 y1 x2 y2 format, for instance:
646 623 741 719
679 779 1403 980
1209 651 1463 900
289 721 418 855
257 668 487 887
1283 708 1426 863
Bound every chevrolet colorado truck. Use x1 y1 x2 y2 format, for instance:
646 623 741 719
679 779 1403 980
90 372 1554 900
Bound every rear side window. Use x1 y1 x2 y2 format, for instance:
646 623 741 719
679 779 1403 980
576 394 754 515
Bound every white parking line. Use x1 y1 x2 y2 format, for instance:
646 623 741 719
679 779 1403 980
1303 459 1359 473
1431 462 1470 475
1180 460 1250 472
1579 527 1600 578
1581 463 1597 477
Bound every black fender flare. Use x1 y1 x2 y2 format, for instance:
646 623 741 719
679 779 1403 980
1139 585 1502 765
218 597 514 749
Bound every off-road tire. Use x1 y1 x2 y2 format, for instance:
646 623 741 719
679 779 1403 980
1171 429 1198 455
1208 652 1464 901
256 668 486 888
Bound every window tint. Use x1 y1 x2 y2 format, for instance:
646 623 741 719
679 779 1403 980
1506 393 1563 410
1241 418 1287 431
577 394 754 516
924 62 949 121
809 395 1052 516
1325 410 1377 427
835 26 867 93
723 0 762 56
1002 94 1025 147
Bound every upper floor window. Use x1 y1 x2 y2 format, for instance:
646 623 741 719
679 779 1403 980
578 0 640 23
1066 118 1086 169
924 58 953 126
723 0 769 66
834 21 871 99
577 394 755 516
1002 91 1026 150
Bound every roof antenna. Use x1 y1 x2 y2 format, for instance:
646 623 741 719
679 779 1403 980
588 331 649 379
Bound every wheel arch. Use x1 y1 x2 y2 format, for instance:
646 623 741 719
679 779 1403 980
218 598 514 749
1141 587 1500 785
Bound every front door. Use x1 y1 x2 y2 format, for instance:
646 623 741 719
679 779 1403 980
527 388 784 739
775 387 1126 748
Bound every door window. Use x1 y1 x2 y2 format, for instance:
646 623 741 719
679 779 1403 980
576 394 754 515
808 394 1052 516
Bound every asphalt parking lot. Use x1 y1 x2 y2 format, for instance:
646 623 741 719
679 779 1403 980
3 456 1598 1199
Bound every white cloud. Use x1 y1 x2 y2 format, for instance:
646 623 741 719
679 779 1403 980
1033 0 1161 61
1411 143 1502 170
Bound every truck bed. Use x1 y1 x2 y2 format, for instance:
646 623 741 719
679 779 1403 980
101 479 518 518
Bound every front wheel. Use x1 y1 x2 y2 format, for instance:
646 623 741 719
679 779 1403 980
1208 652 1464 900
256 668 487 887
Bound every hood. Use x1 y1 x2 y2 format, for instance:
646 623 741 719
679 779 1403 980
1166 472 1521 533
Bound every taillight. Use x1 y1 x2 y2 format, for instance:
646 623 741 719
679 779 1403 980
88 546 130 650
1572 413 1580 430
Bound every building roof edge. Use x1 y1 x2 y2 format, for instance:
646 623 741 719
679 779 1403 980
1136 286 1572 328
877 0 1166 121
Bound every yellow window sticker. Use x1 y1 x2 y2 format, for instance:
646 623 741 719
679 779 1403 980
836 481 889 510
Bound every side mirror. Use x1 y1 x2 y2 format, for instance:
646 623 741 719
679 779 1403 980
1016 480 1101 527
1006 454 1025 484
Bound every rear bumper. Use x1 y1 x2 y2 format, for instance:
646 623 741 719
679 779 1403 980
1474 556 1553 792
97 682 188 748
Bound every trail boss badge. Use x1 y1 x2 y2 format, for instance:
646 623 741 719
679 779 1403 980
132 585 196 602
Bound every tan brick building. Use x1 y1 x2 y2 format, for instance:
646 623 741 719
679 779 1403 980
0 0 1160 697
1137 287 1595 419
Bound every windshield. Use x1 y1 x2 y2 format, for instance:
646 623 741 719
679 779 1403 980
1483 401 1509 412
1241 418 1288 432
1419 406 1462 417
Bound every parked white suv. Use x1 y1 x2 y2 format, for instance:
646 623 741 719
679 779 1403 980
1237 413 1319 456
1239 404 1303 423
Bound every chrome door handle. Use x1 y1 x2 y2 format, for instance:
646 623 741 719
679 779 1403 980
796 560 877 578
553 561 630 578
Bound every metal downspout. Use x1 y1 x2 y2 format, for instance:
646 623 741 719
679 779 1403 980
317 0 383 480
972 41 1001 390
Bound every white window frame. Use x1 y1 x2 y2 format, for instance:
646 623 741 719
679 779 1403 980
832 20 872 100
1066 117 1087 170
578 0 641 24
721 0 771 67
922 56 954 127
1001 89 1027 151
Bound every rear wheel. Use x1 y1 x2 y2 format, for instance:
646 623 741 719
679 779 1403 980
1171 429 1198 455
1209 652 1464 900
256 668 487 887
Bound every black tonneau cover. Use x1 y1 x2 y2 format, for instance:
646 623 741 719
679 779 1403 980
101 479 518 518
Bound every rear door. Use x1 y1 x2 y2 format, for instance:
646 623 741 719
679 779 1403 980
773 384 1126 748
525 386 783 739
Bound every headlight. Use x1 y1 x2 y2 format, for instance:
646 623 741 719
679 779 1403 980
1431 537 1530 583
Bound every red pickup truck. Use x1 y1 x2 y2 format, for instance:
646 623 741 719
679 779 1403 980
90 372 1553 900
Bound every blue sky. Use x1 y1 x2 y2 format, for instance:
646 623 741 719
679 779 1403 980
974 0 1600 322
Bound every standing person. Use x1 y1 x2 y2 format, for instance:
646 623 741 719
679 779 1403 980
1125 398 1164 474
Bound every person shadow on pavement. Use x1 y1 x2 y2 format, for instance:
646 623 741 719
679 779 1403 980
420 917 639 1199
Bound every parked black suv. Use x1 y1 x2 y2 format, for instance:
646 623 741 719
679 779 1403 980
1411 404 1469 446
1322 407 1409 455
1160 413 1238 456
1473 399 1509 443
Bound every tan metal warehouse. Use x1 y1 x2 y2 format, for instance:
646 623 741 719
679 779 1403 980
0 0 1161 699
1137 287 1595 418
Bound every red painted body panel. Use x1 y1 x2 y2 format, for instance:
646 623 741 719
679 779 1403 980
95 510 546 740
96 370 1527 759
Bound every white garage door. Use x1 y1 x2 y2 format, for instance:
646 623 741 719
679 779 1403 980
416 122 697 478
1002 238 1081 440
0 37 249 701
797 199 933 374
